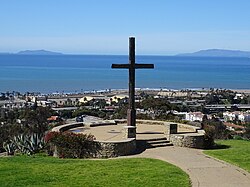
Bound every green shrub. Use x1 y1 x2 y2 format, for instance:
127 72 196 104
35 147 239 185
243 127 250 140
45 131 100 158
204 125 215 148
3 133 45 155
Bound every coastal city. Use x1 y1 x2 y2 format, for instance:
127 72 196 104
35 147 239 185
1 88 250 135
1 1 250 187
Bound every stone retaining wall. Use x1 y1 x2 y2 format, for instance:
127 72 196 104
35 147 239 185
115 119 205 149
51 119 205 156
177 123 201 132
116 119 200 132
163 123 205 149
95 139 136 158
170 134 204 149
52 122 84 132
87 120 116 127
51 120 117 132
51 121 136 158
116 119 165 125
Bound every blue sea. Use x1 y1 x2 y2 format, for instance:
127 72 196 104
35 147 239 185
0 55 250 93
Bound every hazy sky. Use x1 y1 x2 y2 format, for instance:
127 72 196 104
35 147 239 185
0 0 250 55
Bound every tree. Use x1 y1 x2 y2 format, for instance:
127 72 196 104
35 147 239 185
202 116 229 140
20 107 52 134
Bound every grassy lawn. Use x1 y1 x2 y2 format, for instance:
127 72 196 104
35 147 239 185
204 140 250 172
0 155 190 187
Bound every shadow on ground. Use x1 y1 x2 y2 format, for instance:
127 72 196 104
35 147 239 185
205 143 231 150
134 140 147 154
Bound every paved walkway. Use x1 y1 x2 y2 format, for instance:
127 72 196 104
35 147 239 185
70 121 250 186
131 146 250 187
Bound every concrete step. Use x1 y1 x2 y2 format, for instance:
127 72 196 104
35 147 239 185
141 137 167 141
147 140 170 144
147 142 173 148
146 138 173 148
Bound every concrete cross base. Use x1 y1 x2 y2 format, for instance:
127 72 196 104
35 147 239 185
123 126 136 139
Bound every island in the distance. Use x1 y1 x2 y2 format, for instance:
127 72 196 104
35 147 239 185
177 49 250 58
17 50 63 55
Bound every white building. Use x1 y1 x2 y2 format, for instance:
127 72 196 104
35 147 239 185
223 111 239 121
238 113 250 122
223 111 250 122
234 93 244 100
185 112 204 122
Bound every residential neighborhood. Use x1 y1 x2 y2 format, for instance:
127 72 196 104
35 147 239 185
1 89 250 137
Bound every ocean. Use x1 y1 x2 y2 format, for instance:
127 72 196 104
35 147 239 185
0 55 250 93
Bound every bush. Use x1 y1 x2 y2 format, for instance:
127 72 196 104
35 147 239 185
204 125 215 149
243 127 250 140
202 116 231 140
59 110 73 119
45 131 100 158
0 107 51 151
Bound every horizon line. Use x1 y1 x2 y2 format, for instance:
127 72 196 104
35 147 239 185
1 48 250 57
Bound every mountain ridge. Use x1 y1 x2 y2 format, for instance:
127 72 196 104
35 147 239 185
177 49 250 58
17 50 63 55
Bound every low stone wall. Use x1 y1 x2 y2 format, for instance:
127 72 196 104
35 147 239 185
137 120 165 125
52 122 84 132
162 123 205 149
115 119 165 125
177 123 201 133
116 119 200 132
95 139 136 158
51 119 205 155
115 119 205 149
51 120 116 132
51 121 136 158
170 134 204 149
87 120 116 127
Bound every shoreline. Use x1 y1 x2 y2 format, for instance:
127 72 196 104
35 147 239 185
2 87 250 96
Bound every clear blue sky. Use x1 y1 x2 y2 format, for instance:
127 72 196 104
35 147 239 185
0 0 250 55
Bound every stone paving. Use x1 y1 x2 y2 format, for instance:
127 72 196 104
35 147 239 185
70 122 194 141
70 124 124 141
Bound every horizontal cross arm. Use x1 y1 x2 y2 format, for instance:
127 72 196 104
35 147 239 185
112 63 154 69
135 64 154 69
111 64 130 69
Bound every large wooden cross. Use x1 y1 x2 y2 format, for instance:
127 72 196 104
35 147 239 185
112 37 154 127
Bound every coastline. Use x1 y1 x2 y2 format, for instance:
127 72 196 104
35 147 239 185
2 87 250 97
231 89 250 94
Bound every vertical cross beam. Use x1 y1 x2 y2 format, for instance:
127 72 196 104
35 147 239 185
112 37 154 130
128 37 136 126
